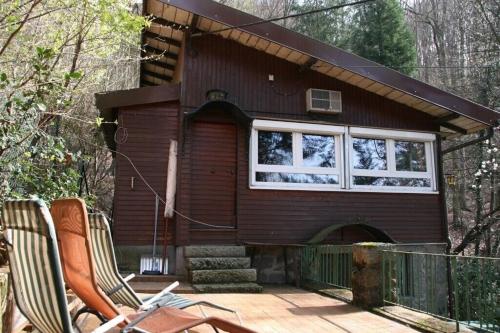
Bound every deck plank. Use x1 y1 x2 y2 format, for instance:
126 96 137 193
81 286 417 332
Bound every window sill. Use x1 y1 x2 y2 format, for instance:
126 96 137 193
249 184 439 194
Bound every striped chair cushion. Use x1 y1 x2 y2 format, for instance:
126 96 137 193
1 199 73 333
88 213 142 309
87 213 238 318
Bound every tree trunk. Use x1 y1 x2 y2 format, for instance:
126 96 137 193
473 138 484 255
451 150 462 227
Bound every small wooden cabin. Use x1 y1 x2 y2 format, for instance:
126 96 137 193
96 0 499 274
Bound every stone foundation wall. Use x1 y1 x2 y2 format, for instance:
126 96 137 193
393 243 449 315
351 242 449 315
114 245 176 274
248 242 448 288
249 246 301 284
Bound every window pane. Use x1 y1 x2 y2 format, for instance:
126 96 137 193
353 176 431 187
302 134 335 168
352 138 387 170
311 99 330 109
258 131 293 165
395 141 427 172
311 90 330 100
256 172 339 184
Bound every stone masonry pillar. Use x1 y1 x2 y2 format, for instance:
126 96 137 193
352 242 394 308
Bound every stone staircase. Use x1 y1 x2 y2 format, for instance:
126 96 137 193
185 245 263 293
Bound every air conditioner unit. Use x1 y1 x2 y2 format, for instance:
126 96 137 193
306 88 342 114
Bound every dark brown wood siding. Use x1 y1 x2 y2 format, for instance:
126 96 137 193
182 35 439 132
113 102 179 245
190 121 237 232
173 35 445 245
235 125 443 244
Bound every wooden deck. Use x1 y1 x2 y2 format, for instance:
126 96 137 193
80 286 417 332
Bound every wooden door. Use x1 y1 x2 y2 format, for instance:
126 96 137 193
190 121 237 241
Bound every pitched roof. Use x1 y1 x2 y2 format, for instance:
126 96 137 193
140 0 499 136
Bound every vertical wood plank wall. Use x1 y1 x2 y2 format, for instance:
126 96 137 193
175 34 444 245
113 102 179 245
188 121 238 244
112 34 445 246
182 35 439 131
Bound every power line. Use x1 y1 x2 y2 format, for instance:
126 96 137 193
186 0 498 71
33 112 237 230
191 0 376 37
75 134 235 230
311 64 499 69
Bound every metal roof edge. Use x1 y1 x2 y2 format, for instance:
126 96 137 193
161 0 499 126
95 83 180 110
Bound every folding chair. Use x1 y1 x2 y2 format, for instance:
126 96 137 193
88 213 241 322
51 198 255 333
1 199 124 333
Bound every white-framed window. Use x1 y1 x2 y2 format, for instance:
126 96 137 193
249 121 437 193
348 127 436 192
250 120 345 191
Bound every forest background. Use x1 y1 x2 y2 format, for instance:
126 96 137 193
0 0 498 260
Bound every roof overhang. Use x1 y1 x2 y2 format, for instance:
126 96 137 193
140 0 498 137
95 84 180 152
95 83 180 110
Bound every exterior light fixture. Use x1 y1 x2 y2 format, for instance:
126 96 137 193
206 89 228 101
445 173 456 187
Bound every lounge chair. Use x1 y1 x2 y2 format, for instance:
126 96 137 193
87 212 241 322
1 199 125 333
50 198 255 333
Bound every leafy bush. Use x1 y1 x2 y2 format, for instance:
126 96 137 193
0 47 81 206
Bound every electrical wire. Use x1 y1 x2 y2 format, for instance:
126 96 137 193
45 106 229 229
77 136 235 230
191 0 376 37
311 64 500 69
114 114 128 144
184 0 498 71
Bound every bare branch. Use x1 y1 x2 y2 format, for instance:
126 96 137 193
0 0 36 25
474 0 500 45
0 0 42 57
453 207 500 254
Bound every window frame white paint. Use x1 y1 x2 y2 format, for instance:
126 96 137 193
348 127 437 193
249 120 438 194
249 120 345 191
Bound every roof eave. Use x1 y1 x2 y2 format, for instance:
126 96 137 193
160 0 499 127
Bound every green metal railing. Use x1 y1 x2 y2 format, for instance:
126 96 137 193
381 250 500 332
301 245 353 290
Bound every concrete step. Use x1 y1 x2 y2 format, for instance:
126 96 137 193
193 283 263 293
184 246 246 258
191 268 257 284
187 257 251 270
